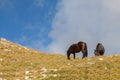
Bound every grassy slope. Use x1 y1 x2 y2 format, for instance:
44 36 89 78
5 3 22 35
0 40 120 80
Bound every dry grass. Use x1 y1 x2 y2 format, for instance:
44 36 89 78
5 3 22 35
0 39 120 80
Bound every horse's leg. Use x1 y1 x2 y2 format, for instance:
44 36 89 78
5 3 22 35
100 52 104 56
73 53 75 59
82 54 86 58
82 50 86 59
85 50 88 57
102 52 104 55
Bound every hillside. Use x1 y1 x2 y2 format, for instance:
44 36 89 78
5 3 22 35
0 38 120 80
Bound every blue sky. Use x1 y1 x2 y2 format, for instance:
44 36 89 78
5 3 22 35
1 0 120 56
0 0 58 52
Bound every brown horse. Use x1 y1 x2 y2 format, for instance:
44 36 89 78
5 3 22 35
67 41 88 60
94 43 105 56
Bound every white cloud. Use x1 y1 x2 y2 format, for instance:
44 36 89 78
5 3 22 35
48 0 120 56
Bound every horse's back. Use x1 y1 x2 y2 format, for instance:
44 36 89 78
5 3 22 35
67 44 80 53
96 43 105 51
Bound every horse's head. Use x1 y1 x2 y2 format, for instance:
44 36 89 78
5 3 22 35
94 49 99 56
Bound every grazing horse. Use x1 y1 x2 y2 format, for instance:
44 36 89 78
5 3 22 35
67 41 88 60
94 43 105 56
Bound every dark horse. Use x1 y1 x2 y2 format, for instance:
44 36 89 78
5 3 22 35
67 41 88 60
94 43 105 56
